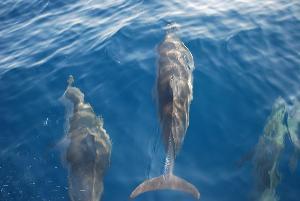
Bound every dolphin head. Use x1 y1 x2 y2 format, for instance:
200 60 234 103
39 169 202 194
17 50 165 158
263 97 288 145
65 87 84 106
63 75 84 106
271 97 287 125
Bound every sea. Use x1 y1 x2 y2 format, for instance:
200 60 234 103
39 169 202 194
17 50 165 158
0 0 299 201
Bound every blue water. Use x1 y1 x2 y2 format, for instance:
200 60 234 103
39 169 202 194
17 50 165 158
0 0 300 201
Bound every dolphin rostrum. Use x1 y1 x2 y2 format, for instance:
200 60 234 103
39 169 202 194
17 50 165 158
253 97 288 201
130 26 200 199
62 75 112 201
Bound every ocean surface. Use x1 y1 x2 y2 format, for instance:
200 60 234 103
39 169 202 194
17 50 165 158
0 0 300 201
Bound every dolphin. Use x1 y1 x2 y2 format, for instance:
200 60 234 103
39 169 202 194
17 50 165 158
258 189 279 201
130 26 200 199
287 98 300 172
62 75 112 201
252 97 288 201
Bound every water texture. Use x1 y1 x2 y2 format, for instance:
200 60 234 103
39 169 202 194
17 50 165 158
0 0 299 201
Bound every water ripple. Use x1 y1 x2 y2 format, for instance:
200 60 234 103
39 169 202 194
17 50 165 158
0 0 300 201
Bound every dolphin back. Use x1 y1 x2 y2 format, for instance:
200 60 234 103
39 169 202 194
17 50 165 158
157 29 194 154
67 127 111 201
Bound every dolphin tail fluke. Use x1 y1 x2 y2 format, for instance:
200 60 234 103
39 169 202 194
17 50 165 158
130 174 200 199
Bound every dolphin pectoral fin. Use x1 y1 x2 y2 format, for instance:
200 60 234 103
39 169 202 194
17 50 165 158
130 174 200 199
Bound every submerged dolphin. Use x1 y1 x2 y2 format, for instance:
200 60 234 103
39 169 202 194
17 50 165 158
130 26 200 199
62 75 112 201
253 97 288 201
287 98 300 172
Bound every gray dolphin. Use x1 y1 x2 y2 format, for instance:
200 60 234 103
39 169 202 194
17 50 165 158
130 26 200 199
62 75 111 201
253 97 288 201
287 98 300 172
